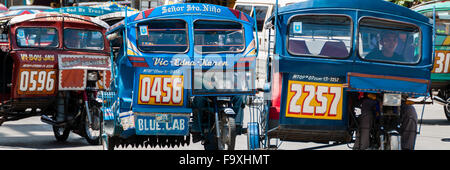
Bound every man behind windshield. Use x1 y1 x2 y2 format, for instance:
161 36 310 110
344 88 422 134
365 31 404 62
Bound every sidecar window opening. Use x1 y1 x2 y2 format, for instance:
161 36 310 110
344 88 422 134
136 19 189 53
16 27 59 48
287 14 352 59
193 19 245 54
358 17 421 65
64 28 105 51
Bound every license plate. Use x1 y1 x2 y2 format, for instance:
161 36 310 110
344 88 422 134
137 74 184 106
285 80 344 120
17 69 57 95
135 113 189 136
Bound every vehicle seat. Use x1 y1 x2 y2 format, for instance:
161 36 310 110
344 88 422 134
288 40 310 55
319 41 349 58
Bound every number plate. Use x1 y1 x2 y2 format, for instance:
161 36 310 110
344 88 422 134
135 113 189 136
285 80 344 120
17 69 56 95
137 75 183 106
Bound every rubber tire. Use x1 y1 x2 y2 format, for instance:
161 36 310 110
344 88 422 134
203 115 237 150
223 116 236 150
53 125 70 142
203 132 218 150
82 105 101 145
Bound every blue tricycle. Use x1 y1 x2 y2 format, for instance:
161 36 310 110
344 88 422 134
248 0 433 150
100 3 258 150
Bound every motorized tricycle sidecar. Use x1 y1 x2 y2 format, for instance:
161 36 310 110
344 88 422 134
248 0 432 150
101 3 258 150
0 12 111 145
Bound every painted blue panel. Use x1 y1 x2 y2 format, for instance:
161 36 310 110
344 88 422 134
120 129 136 138
349 76 428 95
135 114 189 136
126 3 254 25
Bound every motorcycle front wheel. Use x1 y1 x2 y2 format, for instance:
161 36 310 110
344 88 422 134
82 104 101 145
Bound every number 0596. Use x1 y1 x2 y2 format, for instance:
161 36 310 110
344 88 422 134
17 69 56 95
285 80 343 120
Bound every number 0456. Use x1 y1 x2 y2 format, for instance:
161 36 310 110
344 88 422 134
138 75 183 106
285 80 343 120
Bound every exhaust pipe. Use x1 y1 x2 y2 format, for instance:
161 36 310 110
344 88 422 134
41 115 66 127
433 96 448 106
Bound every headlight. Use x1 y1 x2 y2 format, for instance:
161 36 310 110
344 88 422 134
383 93 401 106
87 71 99 81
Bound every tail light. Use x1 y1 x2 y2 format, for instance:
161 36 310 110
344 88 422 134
269 72 282 120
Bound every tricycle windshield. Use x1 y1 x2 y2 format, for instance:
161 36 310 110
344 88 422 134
358 17 421 64
64 29 104 50
137 19 188 53
287 15 352 58
194 20 245 53
16 27 58 48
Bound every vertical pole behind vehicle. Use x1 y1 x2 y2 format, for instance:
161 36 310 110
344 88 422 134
213 97 223 150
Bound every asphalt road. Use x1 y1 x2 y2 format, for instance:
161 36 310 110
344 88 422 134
0 103 449 150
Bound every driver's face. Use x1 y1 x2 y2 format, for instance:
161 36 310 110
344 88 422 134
381 34 398 52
